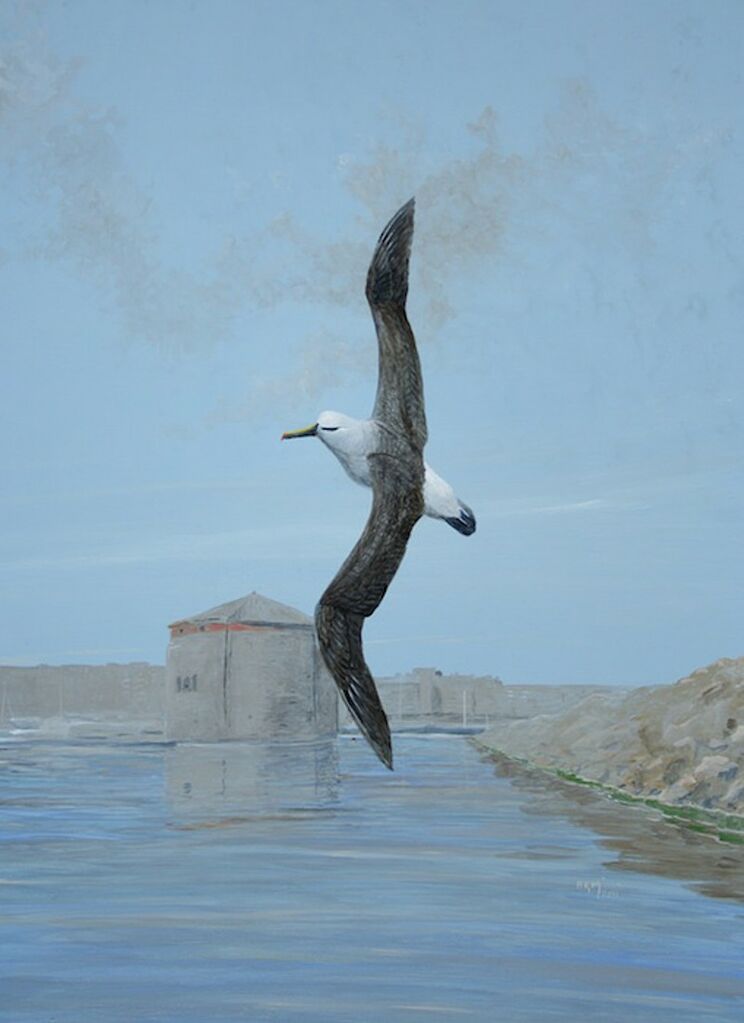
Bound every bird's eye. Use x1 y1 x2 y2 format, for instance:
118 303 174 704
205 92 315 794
321 426 339 431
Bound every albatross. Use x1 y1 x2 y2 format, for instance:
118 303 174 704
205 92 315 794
282 199 476 769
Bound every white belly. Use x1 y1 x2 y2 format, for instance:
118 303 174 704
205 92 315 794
335 451 373 488
333 451 457 520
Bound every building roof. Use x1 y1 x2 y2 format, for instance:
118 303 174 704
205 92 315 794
169 592 313 629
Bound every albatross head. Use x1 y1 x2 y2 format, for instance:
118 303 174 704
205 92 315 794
281 410 358 448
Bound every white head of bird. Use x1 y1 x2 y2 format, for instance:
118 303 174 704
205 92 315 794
281 410 355 440
282 410 377 486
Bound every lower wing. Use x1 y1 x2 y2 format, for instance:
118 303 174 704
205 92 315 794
315 453 423 768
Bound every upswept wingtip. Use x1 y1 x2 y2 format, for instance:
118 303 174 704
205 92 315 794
365 197 416 308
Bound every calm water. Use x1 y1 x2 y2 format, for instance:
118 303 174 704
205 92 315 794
1 735 744 1022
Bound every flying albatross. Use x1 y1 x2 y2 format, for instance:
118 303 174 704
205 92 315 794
282 199 476 769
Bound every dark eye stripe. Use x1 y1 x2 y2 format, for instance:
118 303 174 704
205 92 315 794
321 426 339 431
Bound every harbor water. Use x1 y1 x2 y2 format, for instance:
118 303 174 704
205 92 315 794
2 734 744 1022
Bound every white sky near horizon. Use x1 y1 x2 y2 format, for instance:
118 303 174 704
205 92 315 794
1 0 742 684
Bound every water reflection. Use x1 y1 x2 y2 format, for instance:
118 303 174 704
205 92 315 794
165 738 340 826
480 747 744 903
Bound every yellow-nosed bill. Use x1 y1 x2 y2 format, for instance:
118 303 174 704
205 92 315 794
281 423 318 440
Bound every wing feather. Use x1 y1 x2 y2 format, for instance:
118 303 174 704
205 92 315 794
316 454 424 769
367 198 427 449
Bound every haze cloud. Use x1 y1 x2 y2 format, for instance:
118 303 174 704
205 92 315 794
1 7 734 409
0 28 255 352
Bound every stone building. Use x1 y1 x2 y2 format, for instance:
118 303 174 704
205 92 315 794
165 592 337 741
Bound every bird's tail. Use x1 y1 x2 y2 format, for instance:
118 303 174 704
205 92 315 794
445 501 476 536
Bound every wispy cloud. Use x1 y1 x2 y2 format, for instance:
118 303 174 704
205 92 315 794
472 458 744 521
1 8 731 412
0 516 359 573
0 7 270 352
0 477 262 508
212 328 377 424
478 496 622 519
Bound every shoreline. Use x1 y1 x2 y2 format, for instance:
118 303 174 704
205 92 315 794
472 735 744 846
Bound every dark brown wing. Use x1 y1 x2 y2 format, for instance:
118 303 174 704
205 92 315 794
367 198 428 450
315 451 424 769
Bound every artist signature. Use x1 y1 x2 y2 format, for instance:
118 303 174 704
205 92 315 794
575 878 623 899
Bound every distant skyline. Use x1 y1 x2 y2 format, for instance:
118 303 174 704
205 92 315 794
2 0 743 684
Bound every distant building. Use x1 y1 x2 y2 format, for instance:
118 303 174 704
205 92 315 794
165 592 337 742
0 662 164 738
337 666 505 729
337 666 612 729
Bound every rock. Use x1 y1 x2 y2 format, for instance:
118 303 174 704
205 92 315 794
694 755 736 781
478 656 744 816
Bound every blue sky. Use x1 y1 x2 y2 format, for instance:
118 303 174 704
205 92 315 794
1 0 742 684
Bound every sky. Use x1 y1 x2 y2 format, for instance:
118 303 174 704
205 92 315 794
1 0 743 684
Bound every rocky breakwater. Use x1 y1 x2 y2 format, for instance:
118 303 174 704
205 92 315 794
476 657 744 816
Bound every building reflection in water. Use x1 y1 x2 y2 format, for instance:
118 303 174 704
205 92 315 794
165 738 339 826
